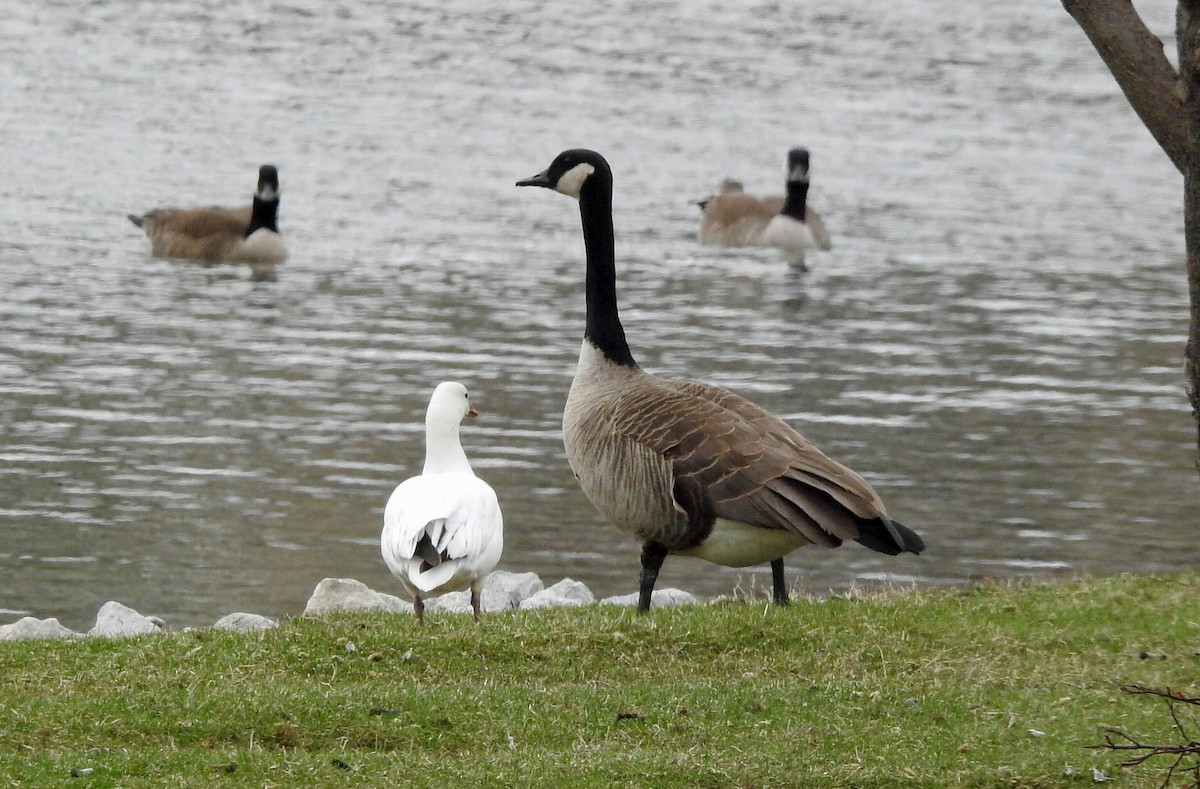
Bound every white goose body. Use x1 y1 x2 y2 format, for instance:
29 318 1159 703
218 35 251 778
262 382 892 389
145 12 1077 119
520 149 923 612
697 148 831 270
128 164 287 265
381 382 504 621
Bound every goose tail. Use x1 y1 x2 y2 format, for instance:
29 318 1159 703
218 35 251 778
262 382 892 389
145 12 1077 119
128 214 145 228
855 515 925 556
409 559 461 593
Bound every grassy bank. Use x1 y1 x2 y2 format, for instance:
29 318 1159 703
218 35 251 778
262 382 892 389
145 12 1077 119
1 574 1197 787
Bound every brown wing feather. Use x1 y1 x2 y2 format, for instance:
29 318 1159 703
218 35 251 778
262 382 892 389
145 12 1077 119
609 375 886 547
760 195 785 214
806 208 832 250
698 193 776 245
133 205 253 262
141 206 251 240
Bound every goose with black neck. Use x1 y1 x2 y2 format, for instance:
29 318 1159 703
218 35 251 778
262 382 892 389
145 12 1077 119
697 147 831 270
128 164 287 265
517 149 924 613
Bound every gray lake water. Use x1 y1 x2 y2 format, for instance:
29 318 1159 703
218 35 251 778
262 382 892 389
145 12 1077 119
2 0 1197 630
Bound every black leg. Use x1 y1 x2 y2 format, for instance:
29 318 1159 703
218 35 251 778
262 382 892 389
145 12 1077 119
771 558 790 605
638 542 669 613
470 580 482 622
413 595 425 624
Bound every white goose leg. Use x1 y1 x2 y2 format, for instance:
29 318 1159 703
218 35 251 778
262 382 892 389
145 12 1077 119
470 579 482 622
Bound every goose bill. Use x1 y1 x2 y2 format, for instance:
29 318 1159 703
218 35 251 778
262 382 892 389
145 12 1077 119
516 170 553 188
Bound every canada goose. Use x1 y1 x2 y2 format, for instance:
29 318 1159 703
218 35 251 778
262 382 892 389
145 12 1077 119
128 164 287 265
517 149 923 612
380 382 504 623
697 148 831 270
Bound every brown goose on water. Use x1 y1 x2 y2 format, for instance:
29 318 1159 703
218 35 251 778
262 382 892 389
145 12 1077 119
697 147 831 271
128 165 287 265
517 148 923 612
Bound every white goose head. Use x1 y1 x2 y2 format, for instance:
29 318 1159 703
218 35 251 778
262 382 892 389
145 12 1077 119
427 381 477 430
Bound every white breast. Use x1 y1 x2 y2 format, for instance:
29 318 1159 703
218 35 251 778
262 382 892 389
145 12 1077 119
232 229 287 264
760 215 817 253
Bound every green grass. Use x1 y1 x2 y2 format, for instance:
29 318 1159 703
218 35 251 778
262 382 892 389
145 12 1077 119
1 574 1198 787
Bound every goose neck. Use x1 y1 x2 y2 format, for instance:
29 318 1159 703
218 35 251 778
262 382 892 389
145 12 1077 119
578 179 637 368
422 424 473 475
248 197 280 236
780 180 809 221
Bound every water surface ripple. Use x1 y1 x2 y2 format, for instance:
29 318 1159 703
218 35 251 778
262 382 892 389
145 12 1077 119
1 0 1195 628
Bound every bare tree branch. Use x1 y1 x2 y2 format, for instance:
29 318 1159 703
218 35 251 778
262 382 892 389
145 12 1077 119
1092 685 1200 787
1120 683 1200 707
1062 0 1187 174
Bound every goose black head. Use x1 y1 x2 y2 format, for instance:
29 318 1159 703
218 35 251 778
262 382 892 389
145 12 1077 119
516 149 611 200
256 164 281 202
785 148 810 185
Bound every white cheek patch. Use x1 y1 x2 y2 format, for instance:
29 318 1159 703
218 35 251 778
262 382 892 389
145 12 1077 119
258 185 279 201
555 162 595 198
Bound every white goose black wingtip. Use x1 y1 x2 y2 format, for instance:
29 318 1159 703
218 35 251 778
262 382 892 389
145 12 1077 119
380 382 504 622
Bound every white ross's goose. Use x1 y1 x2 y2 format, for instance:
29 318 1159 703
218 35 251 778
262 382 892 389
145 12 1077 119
381 382 504 622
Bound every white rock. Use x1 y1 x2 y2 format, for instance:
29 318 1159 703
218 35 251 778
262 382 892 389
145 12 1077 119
520 592 585 610
520 578 595 610
211 612 279 632
303 578 411 616
600 588 700 608
380 592 409 610
486 570 545 605
0 616 78 641
88 601 164 637
425 571 544 614
545 578 595 603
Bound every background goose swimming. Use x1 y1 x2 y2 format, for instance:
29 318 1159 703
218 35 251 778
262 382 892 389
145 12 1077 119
698 148 831 270
128 164 287 265
518 148 923 612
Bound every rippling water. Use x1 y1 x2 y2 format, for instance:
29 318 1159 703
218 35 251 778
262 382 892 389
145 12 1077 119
2 0 1195 629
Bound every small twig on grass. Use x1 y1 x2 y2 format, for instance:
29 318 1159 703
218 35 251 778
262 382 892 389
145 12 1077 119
1092 684 1200 788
